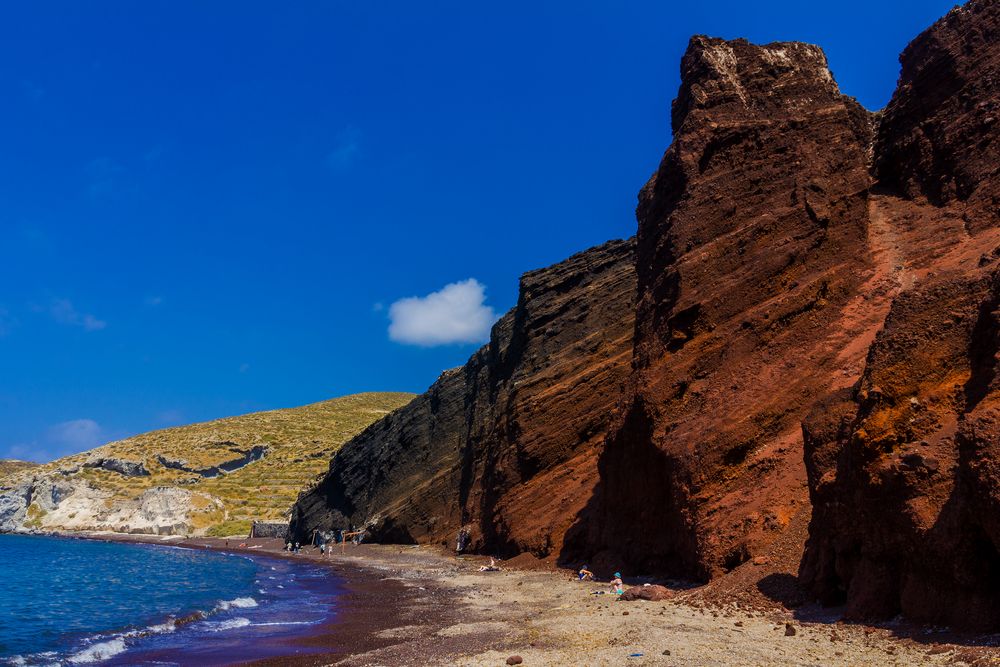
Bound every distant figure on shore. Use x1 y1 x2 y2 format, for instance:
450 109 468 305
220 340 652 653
610 572 624 596
577 565 594 581
456 527 470 553
319 542 326 555
478 557 500 572
285 541 293 552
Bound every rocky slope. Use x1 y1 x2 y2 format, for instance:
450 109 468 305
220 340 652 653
291 0 999 630
0 392 413 536
290 239 637 557
799 0 1000 629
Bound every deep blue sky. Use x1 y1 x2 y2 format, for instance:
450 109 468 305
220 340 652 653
0 1 956 461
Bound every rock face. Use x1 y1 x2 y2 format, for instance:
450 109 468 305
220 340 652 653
289 239 637 557
874 0 999 230
0 480 32 532
799 0 1000 629
572 36 880 580
84 457 150 477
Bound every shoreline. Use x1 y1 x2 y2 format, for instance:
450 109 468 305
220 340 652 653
58 532 458 666
12 531 1000 665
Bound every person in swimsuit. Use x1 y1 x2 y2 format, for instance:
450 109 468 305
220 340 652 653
610 572 624 595
578 565 594 581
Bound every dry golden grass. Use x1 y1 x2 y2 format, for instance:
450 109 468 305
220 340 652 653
0 460 38 478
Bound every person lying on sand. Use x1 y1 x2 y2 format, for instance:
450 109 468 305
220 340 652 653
478 557 501 572
610 572 624 595
578 565 594 581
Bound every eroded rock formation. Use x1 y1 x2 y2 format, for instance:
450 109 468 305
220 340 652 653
799 0 1000 629
84 457 150 477
573 35 882 580
289 239 637 557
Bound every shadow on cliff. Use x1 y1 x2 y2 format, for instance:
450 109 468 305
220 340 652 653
556 395 704 581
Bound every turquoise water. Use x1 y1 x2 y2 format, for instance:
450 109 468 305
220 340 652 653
0 535 340 665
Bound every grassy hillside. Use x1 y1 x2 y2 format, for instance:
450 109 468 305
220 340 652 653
0 460 38 477
5 392 414 536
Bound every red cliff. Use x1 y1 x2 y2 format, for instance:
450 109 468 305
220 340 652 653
290 0 1000 631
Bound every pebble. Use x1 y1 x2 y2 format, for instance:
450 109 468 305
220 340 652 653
506 656 523 665
785 622 797 636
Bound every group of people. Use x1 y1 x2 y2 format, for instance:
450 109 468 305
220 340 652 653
577 565 624 595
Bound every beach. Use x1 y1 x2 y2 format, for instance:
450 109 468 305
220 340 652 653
76 533 1000 666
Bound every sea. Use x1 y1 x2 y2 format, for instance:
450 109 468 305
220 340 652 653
0 534 342 665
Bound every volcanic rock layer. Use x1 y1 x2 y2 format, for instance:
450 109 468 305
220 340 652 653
290 239 637 558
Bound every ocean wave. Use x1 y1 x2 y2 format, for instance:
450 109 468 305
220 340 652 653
66 638 127 664
122 619 178 637
202 617 251 632
217 596 258 610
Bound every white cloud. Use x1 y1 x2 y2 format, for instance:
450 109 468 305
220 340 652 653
388 278 498 346
2 418 105 462
44 419 104 457
327 126 361 168
49 298 106 331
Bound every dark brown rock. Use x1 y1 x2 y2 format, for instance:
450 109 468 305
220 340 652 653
288 239 636 558
785 622 797 636
619 585 673 602
875 0 1000 230
506 657 523 666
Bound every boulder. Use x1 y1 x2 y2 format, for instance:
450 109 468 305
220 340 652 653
619 585 673 602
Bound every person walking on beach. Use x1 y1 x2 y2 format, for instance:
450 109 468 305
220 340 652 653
610 572 624 596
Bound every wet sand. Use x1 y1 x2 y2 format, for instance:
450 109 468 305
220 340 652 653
71 532 1000 666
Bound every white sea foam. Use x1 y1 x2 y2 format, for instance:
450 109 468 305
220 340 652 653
66 638 127 664
217 596 258 610
204 617 251 632
252 620 317 626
